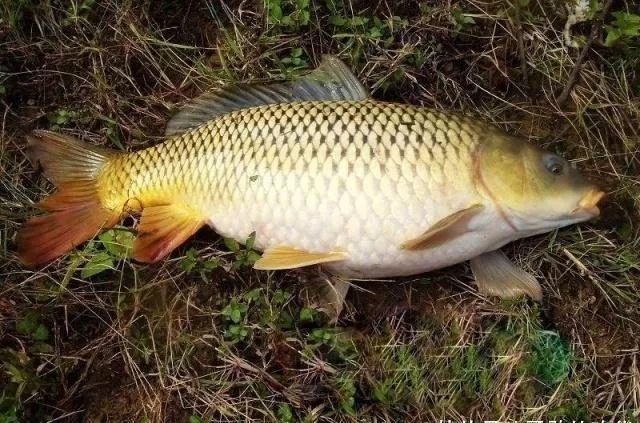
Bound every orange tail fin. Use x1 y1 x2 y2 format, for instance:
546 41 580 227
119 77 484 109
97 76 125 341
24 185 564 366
17 131 121 267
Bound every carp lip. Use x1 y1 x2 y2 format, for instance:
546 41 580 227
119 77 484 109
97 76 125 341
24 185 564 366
571 188 605 217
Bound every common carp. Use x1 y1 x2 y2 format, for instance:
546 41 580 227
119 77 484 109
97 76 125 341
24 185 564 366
18 56 603 308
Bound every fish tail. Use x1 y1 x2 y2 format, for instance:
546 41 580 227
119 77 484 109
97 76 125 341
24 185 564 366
17 130 121 267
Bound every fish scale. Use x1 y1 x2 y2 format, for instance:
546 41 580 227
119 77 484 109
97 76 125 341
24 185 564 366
96 100 490 277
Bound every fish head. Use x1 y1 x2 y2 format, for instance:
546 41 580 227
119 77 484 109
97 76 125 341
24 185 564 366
475 133 604 233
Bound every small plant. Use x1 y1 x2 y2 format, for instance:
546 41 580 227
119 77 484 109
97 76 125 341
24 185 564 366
48 108 77 130
605 12 640 47
451 8 475 33
276 47 309 77
336 373 357 415
308 328 356 361
64 0 95 25
299 306 318 323
277 403 294 422
528 331 572 387
1 349 46 421
16 311 49 342
224 232 261 269
80 228 134 278
222 298 251 342
328 13 409 66
222 298 249 324
180 248 222 282
266 0 310 30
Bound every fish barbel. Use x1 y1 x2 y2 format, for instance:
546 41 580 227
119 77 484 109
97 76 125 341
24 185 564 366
18 56 603 304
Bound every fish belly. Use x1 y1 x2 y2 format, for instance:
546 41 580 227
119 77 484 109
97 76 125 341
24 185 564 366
207 172 515 279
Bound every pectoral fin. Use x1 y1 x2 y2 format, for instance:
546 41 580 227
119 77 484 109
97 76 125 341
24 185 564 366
133 204 203 263
470 250 542 301
253 245 347 270
401 204 485 250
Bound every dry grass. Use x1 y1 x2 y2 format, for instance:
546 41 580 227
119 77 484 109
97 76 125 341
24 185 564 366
1 0 639 422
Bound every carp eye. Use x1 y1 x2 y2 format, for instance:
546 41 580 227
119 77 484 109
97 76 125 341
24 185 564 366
543 154 564 176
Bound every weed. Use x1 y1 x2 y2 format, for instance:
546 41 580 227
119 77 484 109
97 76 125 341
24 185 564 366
80 228 134 278
48 108 77 131
224 232 261 269
605 12 640 47
450 8 475 33
180 248 222 281
528 331 572 388
276 403 294 422
16 311 49 342
276 47 309 77
266 0 310 30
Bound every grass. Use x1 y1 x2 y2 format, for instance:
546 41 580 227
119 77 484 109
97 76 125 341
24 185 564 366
1 0 639 421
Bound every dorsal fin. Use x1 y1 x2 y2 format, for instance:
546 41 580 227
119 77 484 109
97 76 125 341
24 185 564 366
165 55 370 136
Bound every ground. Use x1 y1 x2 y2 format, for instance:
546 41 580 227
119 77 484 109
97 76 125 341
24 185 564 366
1 0 639 422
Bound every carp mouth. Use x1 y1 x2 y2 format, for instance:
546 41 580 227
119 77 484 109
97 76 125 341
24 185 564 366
570 188 605 218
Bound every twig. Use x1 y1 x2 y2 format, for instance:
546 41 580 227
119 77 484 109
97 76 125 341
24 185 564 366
556 0 614 106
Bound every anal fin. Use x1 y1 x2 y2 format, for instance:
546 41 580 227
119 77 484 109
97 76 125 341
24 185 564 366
253 245 347 270
133 204 203 263
470 250 542 301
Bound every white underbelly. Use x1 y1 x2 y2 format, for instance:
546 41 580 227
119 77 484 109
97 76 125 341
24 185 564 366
324 225 515 278
207 183 516 279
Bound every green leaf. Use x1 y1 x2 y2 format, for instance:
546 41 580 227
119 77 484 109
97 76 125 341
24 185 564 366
181 248 199 273
99 229 134 258
282 15 295 26
224 237 240 252
277 404 294 423
605 12 640 46
227 324 250 341
203 258 221 270
272 289 290 304
267 0 283 21
329 15 347 26
32 342 54 353
604 27 622 47
246 250 261 265
369 27 382 38
299 307 316 322
350 16 368 26
530 331 572 387
222 299 248 323
244 288 263 303
16 311 39 335
245 232 256 250
300 10 310 24
32 324 49 341
189 415 203 423
81 251 114 278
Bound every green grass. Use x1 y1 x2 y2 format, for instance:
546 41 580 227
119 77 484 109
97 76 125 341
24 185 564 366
1 0 639 421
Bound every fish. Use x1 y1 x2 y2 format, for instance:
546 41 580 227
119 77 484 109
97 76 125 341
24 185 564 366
17 55 603 313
